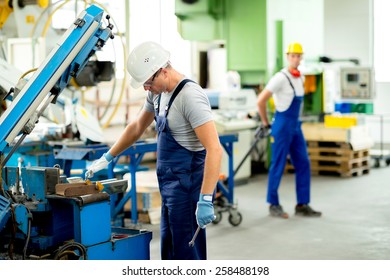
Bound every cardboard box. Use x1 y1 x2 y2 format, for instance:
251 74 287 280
138 207 161 225
136 186 161 211
302 123 374 151
123 170 161 224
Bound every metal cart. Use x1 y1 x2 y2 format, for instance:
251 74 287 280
213 126 270 226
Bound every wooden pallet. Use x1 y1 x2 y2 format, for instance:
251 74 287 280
308 147 369 159
285 162 370 177
307 140 352 149
311 166 370 177
284 140 370 177
310 156 370 170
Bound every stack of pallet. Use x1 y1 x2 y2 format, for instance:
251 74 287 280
285 122 373 177
285 141 370 177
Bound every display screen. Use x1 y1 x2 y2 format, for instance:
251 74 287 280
347 73 359 82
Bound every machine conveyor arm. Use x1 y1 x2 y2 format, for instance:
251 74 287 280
0 5 113 161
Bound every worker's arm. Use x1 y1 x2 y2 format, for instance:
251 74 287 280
194 120 223 195
85 109 155 179
109 109 155 156
194 120 223 228
256 89 273 127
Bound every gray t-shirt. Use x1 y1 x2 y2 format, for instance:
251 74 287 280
144 79 213 151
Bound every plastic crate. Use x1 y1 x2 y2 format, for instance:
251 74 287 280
353 103 374 114
335 102 352 113
324 114 358 128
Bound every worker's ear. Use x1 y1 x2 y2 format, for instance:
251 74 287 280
160 67 168 77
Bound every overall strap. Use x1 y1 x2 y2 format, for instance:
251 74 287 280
280 71 297 96
157 79 194 117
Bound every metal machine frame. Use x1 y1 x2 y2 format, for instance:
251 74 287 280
0 5 152 260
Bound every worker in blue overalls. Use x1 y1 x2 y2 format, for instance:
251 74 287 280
86 41 223 259
257 42 321 219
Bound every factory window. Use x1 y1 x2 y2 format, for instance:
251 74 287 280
129 0 192 78
373 0 390 82
47 0 190 81
49 0 191 80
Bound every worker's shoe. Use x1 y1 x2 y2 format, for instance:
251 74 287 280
269 204 289 219
295 204 322 217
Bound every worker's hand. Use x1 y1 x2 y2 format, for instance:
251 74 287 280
255 124 271 138
262 123 272 136
196 194 216 228
85 152 113 179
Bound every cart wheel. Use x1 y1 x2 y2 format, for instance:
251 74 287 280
228 212 242 227
215 196 229 208
386 159 390 166
213 211 222 224
374 159 380 168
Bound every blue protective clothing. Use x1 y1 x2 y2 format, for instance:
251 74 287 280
155 79 208 260
267 72 311 206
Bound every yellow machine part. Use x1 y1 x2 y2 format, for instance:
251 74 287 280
1 100 7 115
0 0 48 28
324 114 358 129
304 75 317 94
0 0 13 29
37 0 49 8
268 97 276 113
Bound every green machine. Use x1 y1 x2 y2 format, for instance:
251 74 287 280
175 0 267 87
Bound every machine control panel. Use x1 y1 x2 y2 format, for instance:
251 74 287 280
340 67 375 99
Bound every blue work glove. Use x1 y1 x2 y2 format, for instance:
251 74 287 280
85 152 114 179
196 194 216 228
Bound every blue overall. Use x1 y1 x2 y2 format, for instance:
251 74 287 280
267 72 311 205
154 79 207 260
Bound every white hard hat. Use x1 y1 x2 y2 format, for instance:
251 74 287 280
127 41 170 88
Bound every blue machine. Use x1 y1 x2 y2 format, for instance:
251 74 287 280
0 5 152 260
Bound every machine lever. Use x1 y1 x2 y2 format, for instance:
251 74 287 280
3 87 14 101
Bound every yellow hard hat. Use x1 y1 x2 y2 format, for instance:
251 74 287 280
286 42 303 54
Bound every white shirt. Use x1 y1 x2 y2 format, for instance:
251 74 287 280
265 68 305 112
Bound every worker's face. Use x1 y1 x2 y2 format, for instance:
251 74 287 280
287 53 302 69
143 68 166 95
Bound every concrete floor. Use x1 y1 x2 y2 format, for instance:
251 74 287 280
140 164 390 260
